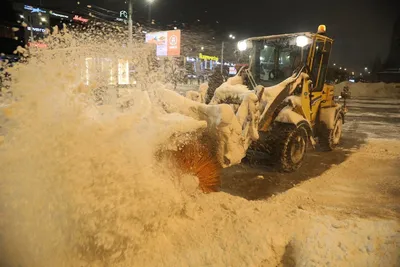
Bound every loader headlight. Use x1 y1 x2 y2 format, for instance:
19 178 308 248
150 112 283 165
296 36 309 48
237 40 247 51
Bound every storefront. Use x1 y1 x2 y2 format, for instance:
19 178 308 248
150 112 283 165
184 53 235 82
13 3 93 45
19 4 50 42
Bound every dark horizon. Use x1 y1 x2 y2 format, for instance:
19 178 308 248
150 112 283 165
9 0 400 72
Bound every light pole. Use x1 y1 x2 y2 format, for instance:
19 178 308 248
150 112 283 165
148 0 154 24
221 34 235 73
128 0 133 45
20 15 34 43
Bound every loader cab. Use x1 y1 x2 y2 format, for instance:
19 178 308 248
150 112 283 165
237 28 333 92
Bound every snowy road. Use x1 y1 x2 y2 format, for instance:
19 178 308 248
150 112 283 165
222 97 400 200
344 97 400 139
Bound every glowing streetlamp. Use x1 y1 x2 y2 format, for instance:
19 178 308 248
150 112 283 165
148 0 155 23
19 14 34 42
221 34 236 73
128 0 133 44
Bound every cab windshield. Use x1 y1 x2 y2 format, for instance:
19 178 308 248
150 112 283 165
249 36 311 87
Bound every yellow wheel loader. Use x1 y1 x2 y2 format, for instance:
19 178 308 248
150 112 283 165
220 25 348 171
152 25 349 191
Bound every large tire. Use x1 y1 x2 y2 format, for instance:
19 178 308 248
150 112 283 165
264 123 308 172
318 115 343 151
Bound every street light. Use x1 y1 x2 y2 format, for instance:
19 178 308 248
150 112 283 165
201 46 204 51
20 15 34 43
221 34 236 73
333 63 336 66
128 0 133 45
148 0 154 24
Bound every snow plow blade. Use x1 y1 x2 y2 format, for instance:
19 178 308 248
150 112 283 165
151 86 260 192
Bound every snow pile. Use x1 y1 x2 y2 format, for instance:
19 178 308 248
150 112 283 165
183 83 208 103
286 217 399 266
209 75 249 105
258 73 307 120
13 45 28 56
153 87 258 167
335 81 400 98
199 82 209 96
185 90 202 102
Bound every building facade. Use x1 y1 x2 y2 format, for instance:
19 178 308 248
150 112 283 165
379 16 400 83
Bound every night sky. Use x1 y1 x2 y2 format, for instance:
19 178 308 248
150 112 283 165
15 0 399 72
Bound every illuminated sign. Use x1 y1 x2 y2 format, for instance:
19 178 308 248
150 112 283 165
24 5 47 14
27 26 46 33
118 59 130 85
73 15 89 23
145 30 181 57
28 42 48 48
115 18 127 23
120 10 128 19
116 10 128 23
199 53 219 61
229 67 237 75
49 11 69 19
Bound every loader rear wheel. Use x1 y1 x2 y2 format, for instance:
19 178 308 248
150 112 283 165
275 123 308 172
319 115 343 151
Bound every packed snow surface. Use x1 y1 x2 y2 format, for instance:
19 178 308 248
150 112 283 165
0 25 399 267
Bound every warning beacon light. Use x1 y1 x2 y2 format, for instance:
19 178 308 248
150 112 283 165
317 25 326 35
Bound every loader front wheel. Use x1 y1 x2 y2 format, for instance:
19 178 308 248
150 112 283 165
275 123 308 172
318 115 343 151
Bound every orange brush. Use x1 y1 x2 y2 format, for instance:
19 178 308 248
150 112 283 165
165 137 221 193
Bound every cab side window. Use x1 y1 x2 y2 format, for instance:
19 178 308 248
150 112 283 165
310 40 332 91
